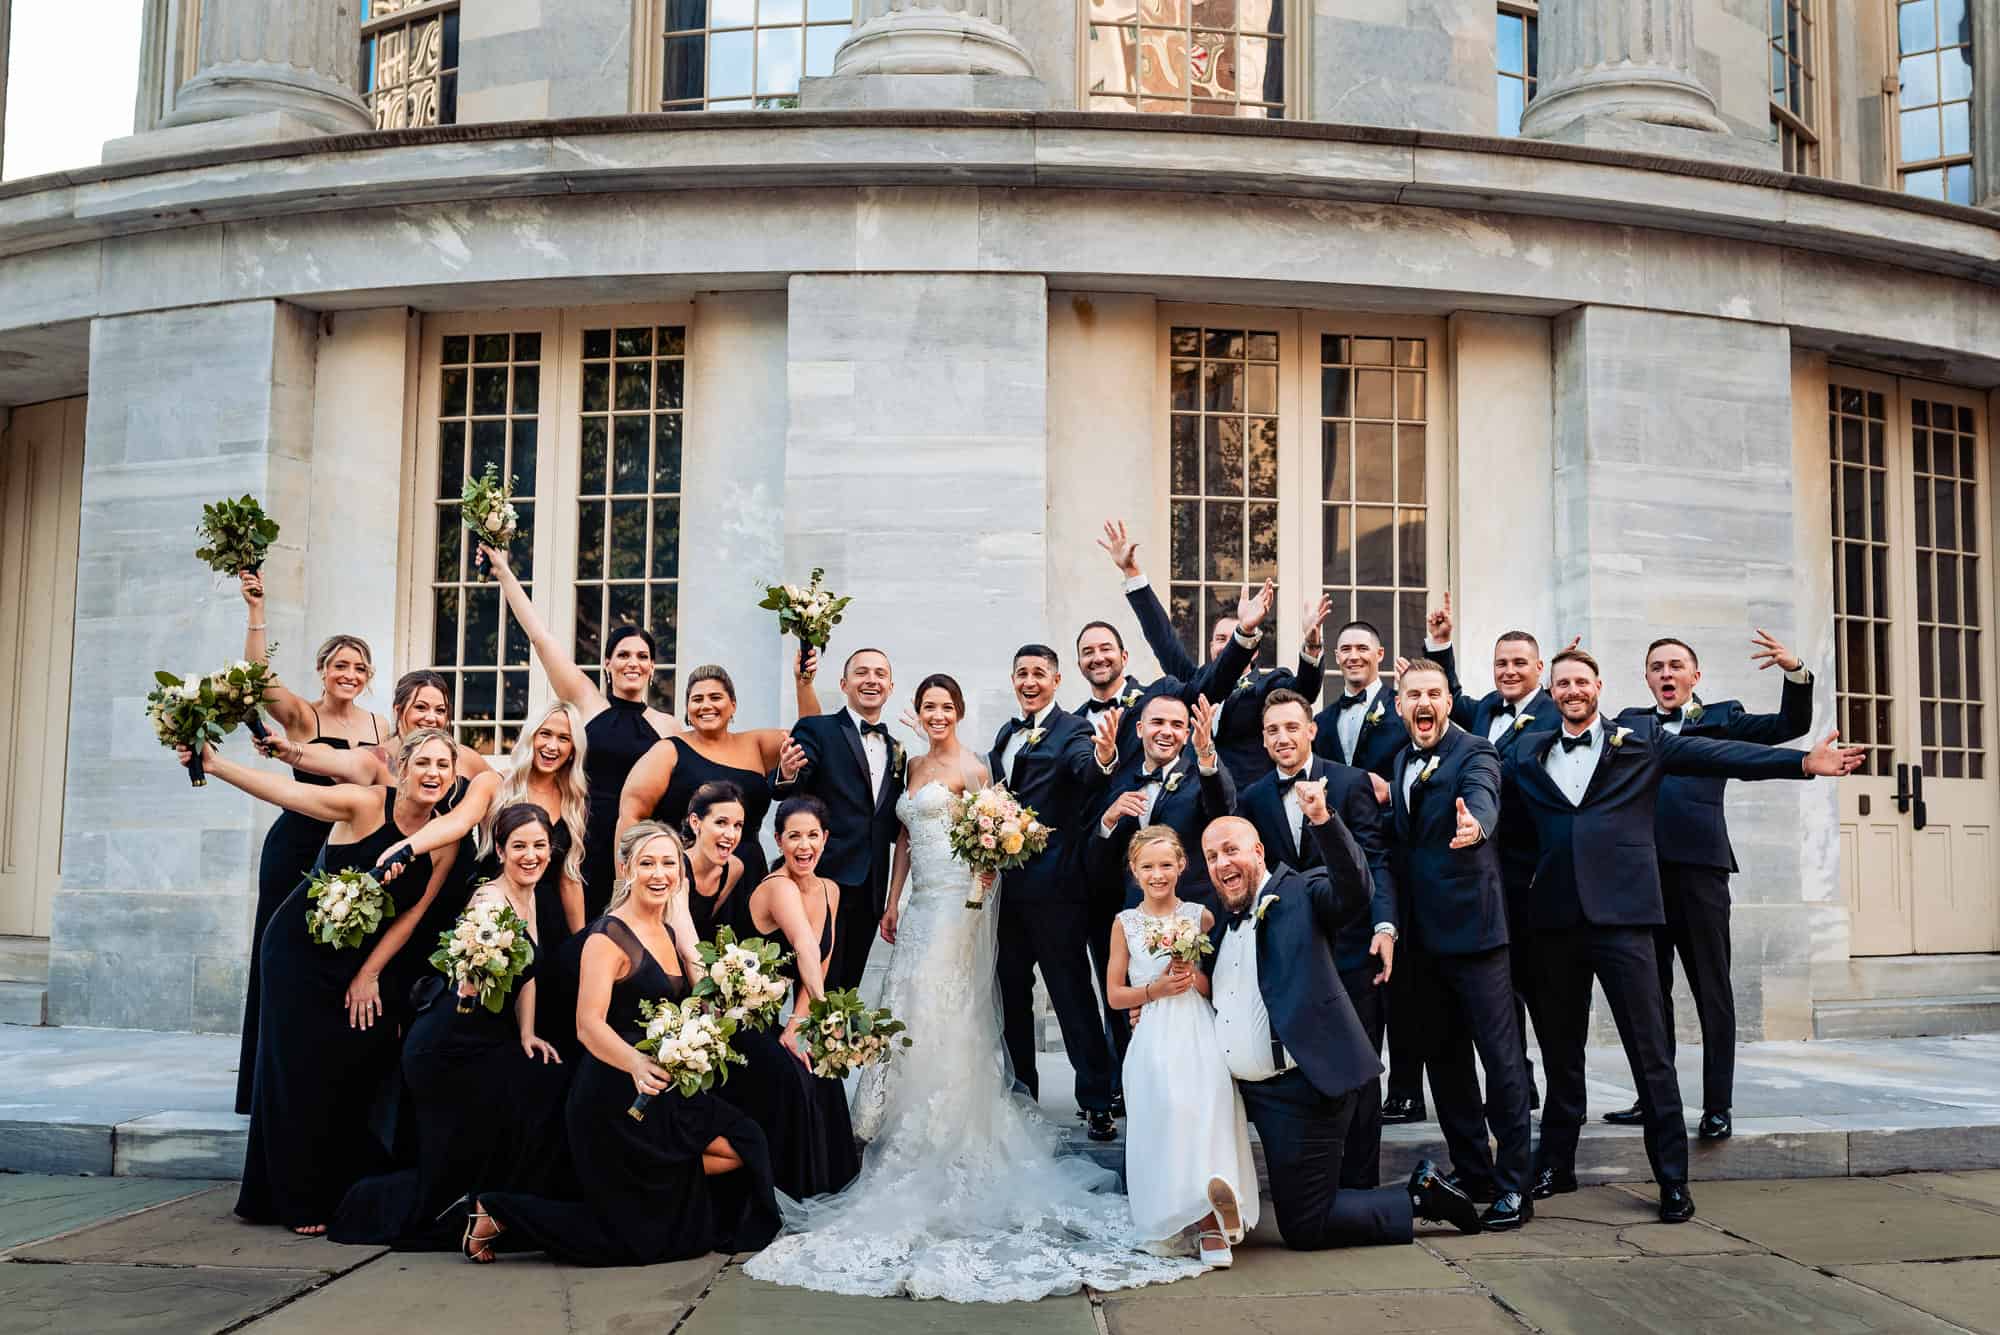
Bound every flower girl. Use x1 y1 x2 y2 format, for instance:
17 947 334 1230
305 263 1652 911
1106 826 1260 1267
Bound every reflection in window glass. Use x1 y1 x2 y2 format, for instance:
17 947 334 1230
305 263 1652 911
1896 0 1975 204
1768 0 1819 174
1496 5 1537 137
1088 0 1288 119
361 0 461 128
662 0 850 110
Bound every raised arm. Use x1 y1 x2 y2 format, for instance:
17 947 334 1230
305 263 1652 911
616 740 676 843
191 748 379 825
482 543 606 714
261 736 391 786
238 571 317 735
371 770 504 873
1298 781 1371 940
1724 629 1816 743
1336 769 1398 936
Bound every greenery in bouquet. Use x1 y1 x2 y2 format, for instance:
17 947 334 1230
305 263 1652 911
796 988 910 1080
1141 911 1215 966
946 785 1049 906
146 657 275 785
194 495 280 577
693 927 793 1030
430 893 534 1013
304 867 396 951
759 567 852 650
458 463 520 563
629 997 744 1119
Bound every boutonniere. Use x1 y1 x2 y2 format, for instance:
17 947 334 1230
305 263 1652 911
1118 687 1142 708
1609 726 1634 749
1252 893 1280 923
889 739 906 772
1413 755 1441 786
1511 712 1535 733
1023 727 1046 748
1163 768 1186 793
1365 704 1385 728
1684 700 1705 724
1233 671 1255 695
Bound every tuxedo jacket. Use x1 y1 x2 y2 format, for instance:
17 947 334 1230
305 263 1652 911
1074 622 1256 767
1085 746 1236 905
771 711 906 914
1506 718 1811 931
1386 725 1507 956
1613 673 1814 873
1431 648 1560 894
1311 679 1421 782
1127 580 1326 788
989 706 1112 904
1239 755 1397 975
1200 818 1383 1102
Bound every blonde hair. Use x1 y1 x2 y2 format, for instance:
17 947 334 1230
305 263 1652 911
315 634 375 679
487 701 588 888
397 727 459 773
1126 824 1187 867
609 821 684 913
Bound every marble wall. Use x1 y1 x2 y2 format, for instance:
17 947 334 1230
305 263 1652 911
1311 0 1498 133
457 0 636 123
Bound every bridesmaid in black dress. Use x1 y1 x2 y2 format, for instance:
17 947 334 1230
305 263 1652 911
620 663 821 886
723 796 861 1200
234 571 392 1114
682 781 748 943
483 542 678 918
330 803 571 1249
467 822 780 1265
189 730 461 1235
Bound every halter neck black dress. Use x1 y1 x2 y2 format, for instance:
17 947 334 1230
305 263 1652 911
237 710 377 1113
382 773 478 1031
686 853 746 944
722 880 860 1200
657 736 774 884
581 697 661 918
479 915 780 1265
236 789 432 1230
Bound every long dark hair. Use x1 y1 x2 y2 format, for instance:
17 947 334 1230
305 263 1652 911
686 780 746 836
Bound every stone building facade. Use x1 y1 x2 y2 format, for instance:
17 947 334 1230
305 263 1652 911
0 0 1997 1041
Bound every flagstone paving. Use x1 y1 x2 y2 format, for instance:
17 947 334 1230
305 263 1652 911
0 1172 1997 1334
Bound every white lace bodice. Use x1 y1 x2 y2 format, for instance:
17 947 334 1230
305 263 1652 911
895 781 967 894
1120 901 1208 991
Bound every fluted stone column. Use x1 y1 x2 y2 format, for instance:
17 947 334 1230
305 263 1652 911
801 0 1046 109
1976 0 2000 208
1520 0 1771 165
105 0 369 161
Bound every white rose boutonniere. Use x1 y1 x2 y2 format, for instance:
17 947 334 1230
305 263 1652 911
1119 687 1142 708
1023 727 1046 748
1365 704 1385 728
1608 726 1635 749
1252 893 1280 923
1684 700 1705 725
1163 769 1186 793
1413 754 1441 786
1511 712 1535 733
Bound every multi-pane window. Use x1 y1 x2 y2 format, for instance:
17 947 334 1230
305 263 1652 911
1086 0 1288 118
1829 383 1894 777
1769 0 1819 173
361 0 459 129
660 0 851 110
1911 395 1984 779
1497 4 1538 136
575 327 685 711
1895 0 1975 204
432 332 542 753
1168 326 1280 667
1320 335 1429 687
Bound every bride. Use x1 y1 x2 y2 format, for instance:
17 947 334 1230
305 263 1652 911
743 673 1204 1301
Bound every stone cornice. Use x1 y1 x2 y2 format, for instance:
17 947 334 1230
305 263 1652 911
1 111 1995 284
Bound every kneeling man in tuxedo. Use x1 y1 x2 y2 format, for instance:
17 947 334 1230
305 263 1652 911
1198 807 1481 1248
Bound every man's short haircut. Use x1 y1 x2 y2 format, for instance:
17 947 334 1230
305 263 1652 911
1551 647 1601 678
1076 620 1126 654
1333 620 1383 648
1262 688 1313 721
1494 630 1541 655
1139 693 1189 722
1398 656 1450 688
1645 636 1699 669
843 647 890 676
1013 644 1060 671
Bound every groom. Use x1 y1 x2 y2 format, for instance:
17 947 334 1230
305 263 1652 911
1199 802 1481 1248
991 645 1122 1143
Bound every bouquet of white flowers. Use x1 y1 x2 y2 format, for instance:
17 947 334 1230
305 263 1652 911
629 996 743 1121
457 463 519 576
758 567 852 651
304 867 396 951
795 988 910 1081
430 892 535 1014
146 657 278 786
692 928 793 1030
1142 912 1215 966
945 784 1049 909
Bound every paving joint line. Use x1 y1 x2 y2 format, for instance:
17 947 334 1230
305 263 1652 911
663 1253 733 1335
1414 1237 1545 1332
1810 1263 1990 1335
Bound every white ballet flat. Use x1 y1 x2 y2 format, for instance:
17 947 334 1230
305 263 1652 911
1207 1176 1244 1244
1197 1229 1233 1269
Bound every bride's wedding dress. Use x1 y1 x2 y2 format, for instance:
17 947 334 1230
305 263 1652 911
743 781 1203 1302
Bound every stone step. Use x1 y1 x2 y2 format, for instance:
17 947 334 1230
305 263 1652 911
0 1108 247 1179
1812 993 2000 1040
0 935 50 985
0 981 49 1026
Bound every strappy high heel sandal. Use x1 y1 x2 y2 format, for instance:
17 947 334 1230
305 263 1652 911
461 1204 501 1263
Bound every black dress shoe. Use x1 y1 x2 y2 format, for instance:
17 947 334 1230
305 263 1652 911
1530 1166 1578 1200
1602 1101 1645 1125
1381 1094 1427 1124
1111 1094 1127 1119
1407 1159 1482 1234
1481 1193 1533 1231
1085 1109 1118 1142
1658 1183 1696 1223
1697 1110 1732 1141
1443 1171 1498 1205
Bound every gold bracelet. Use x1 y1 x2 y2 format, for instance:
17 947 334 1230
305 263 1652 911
247 622 267 630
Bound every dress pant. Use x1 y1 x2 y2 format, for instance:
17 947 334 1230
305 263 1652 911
1654 861 1736 1113
1413 946 1533 1197
1338 964 1385 1188
1506 889 1543 1094
1384 944 1427 1103
825 880 880 994
1237 1069 1414 1249
1533 924 1689 1187
997 895 1115 1114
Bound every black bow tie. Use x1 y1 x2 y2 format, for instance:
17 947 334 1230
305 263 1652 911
1407 748 1436 772
859 720 889 740
1657 707 1684 723
1275 769 1309 792
1080 697 1117 714
1331 691 1368 715
1559 730 1594 753
1498 702 1518 717
1016 715 1040 732
1140 766 1174 787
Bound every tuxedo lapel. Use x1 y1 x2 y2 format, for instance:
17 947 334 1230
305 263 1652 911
834 710 872 797
1578 726 1628 808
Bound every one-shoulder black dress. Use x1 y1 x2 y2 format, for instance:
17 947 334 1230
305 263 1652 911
236 790 432 1229
723 882 860 1200
479 916 780 1265
329 890 572 1249
657 737 773 884
581 698 661 918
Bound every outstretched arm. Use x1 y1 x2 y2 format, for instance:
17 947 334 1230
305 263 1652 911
372 770 504 871
260 736 391 787
237 570 319 736
1722 629 1816 743
1657 728 1854 780
483 543 607 715
190 749 379 825
344 840 458 1029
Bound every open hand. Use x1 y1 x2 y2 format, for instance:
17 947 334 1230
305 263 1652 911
344 973 383 1031
1427 592 1453 646
1097 519 1141 578
777 737 808 782
1191 695 1219 760
1449 796 1485 848
522 1035 562 1065
1803 730 1865 777
1092 708 1124 767
1369 931 1395 984
1751 628 1803 673
1302 593 1334 653
1235 579 1275 637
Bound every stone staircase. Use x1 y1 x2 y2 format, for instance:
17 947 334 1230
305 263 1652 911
1811 955 2000 1039
0 936 49 1027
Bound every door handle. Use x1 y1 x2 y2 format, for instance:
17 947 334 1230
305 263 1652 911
1911 764 1927 832
1894 763 1912 813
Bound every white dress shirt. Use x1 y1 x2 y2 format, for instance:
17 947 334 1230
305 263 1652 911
1276 763 1310 849
1400 725 1451 807
1334 677 1385 762
1543 718 1604 806
1487 695 1534 743
846 705 889 797
1212 873 1291 1082
1000 702 1057 778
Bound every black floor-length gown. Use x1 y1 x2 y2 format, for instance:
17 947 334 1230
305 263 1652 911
328 907 571 1249
581 698 660 918
518 821 588 1060
237 715 374 1113
236 790 431 1229
658 737 774 884
723 885 861 1200
480 916 780 1265
382 775 479 1031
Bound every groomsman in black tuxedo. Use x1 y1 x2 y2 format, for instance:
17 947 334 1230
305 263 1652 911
1238 688 1397 1188
1098 519 1331 787
1072 594 1253 767
772 648 907 992
1506 648 1860 1223
1385 659 1534 1229
1197 808 1480 1248
990 645 1123 1143
1599 631 1814 1142
1086 694 1234 1069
